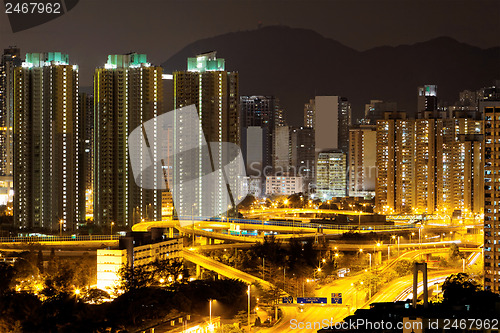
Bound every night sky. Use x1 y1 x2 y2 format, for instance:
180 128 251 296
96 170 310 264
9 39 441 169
1 0 499 87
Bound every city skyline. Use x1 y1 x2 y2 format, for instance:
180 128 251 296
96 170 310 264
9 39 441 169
2 0 499 126
0 47 497 331
0 1 499 330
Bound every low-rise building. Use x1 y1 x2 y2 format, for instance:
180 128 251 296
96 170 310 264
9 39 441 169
265 175 304 196
96 229 183 293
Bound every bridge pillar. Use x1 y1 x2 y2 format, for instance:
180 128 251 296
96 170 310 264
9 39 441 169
196 264 201 279
168 227 173 238
413 262 428 309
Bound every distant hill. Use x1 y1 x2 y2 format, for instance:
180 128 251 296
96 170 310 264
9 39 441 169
162 26 500 126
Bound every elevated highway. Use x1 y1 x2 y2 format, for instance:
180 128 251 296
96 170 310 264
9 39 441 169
366 269 461 306
131 217 418 240
181 249 273 288
0 235 118 250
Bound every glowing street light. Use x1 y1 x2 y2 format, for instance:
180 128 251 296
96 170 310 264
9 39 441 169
209 299 216 325
247 285 251 328
59 219 64 237
110 221 115 237
192 203 197 245
351 282 358 311
373 242 381 262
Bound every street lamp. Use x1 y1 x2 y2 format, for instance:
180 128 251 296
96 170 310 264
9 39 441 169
192 203 197 245
418 224 422 246
110 222 115 237
209 299 215 325
373 242 381 265
59 219 63 237
351 282 358 312
247 285 251 329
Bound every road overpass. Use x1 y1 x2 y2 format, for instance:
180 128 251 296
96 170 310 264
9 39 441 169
131 217 418 240
366 269 461 306
180 249 273 288
0 235 118 250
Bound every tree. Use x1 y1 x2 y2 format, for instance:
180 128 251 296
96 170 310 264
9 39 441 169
237 195 256 210
149 258 189 286
47 248 56 275
0 319 22 333
42 261 76 296
216 324 245 333
118 258 189 292
354 271 383 296
72 253 94 288
233 310 249 327
252 235 285 266
37 250 44 274
449 243 464 261
394 259 414 277
82 288 110 304
13 251 39 281
118 264 150 292
286 193 306 208
441 272 479 305
256 282 285 310
0 262 14 294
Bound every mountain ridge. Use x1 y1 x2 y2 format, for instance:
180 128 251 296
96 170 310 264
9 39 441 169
161 26 500 125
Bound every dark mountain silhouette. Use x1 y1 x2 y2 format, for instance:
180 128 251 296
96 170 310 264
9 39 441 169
162 26 500 126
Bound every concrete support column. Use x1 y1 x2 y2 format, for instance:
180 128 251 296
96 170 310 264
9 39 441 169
413 262 429 308
413 264 418 308
423 263 428 308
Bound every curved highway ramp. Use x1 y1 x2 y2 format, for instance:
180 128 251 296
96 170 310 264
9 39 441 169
181 249 273 288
